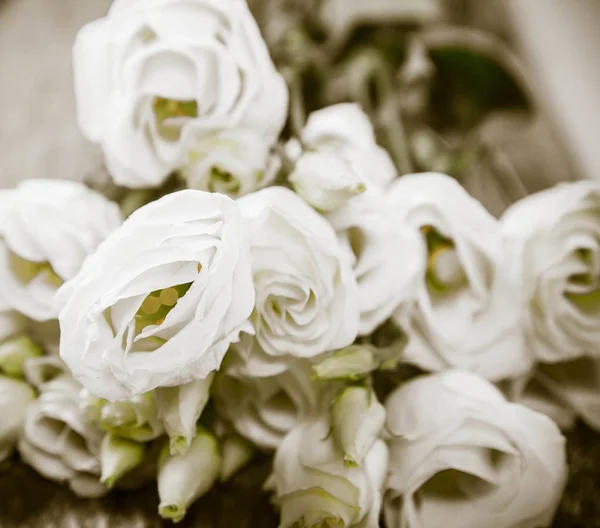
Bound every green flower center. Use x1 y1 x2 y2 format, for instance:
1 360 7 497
421 225 467 294
209 166 240 194
134 279 196 335
565 247 600 313
9 251 63 287
152 96 198 141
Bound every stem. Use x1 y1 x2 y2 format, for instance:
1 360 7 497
284 69 307 138
378 95 414 175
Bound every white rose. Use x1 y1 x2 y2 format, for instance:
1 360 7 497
328 188 424 334
388 173 530 382
300 103 397 189
74 0 288 188
18 375 107 498
269 416 389 528
56 190 255 401
0 180 122 321
238 186 359 360
515 357 600 432
384 371 568 528
502 181 600 362
213 335 327 450
0 375 35 463
181 126 279 198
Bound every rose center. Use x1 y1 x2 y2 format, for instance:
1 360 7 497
209 166 240 194
565 247 600 313
420 226 467 293
152 96 198 142
9 250 63 288
134 280 194 335
293 514 344 528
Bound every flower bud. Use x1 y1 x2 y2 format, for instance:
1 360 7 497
100 433 145 488
219 435 255 482
0 375 35 462
290 151 366 212
155 373 214 455
271 416 388 528
0 336 43 377
332 386 385 466
313 345 378 381
158 427 221 523
81 391 163 442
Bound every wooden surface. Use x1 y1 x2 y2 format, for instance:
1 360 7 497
0 0 108 188
1 423 600 527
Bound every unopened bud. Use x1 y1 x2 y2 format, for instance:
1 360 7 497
100 434 144 488
332 386 385 467
313 345 377 381
0 336 43 377
155 373 215 455
219 435 255 482
158 427 220 523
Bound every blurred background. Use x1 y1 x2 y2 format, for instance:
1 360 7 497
1 0 599 200
0 0 599 526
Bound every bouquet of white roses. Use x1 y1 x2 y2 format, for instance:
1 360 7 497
1 1 596 526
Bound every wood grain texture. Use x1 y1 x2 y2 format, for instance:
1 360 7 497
0 0 109 188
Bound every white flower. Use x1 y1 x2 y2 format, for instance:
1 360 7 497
289 150 366 212
388 173 530 382
56 190 255 401
157 427 221 522
328 188 424 334
269 415 389 528
74 0 288 188
383 371 568 528
514 357 600 432
0 180 122 321
18 375 107 498
300 103 397 189
502 181 600 362
238 186 359 360
181 126 280 198
213 336 326 450
0 375 35 463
